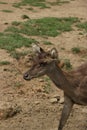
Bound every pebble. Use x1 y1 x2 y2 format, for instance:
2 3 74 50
39 78 44 82
82 108 87 113
51 94 60 101
59 97 64 104
34 101 40 105
50 98 58 104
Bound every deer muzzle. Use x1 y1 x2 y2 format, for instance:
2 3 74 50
23 73 31 80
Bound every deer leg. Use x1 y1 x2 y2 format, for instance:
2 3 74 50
58 95 74 130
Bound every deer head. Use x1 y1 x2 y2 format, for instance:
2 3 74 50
23 44 59 80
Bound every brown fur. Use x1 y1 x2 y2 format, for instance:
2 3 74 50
23 45 87 130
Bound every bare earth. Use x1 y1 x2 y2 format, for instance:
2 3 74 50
0 0 87 130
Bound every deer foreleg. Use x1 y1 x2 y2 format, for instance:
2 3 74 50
58 95 74 130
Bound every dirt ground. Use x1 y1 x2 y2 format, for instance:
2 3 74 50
0 0 87 130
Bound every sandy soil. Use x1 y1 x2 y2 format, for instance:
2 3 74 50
0 0 87 130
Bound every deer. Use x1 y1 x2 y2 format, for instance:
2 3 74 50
23 43 87 130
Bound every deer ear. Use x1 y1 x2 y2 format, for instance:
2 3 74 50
32 43 44 54
50 48 58 59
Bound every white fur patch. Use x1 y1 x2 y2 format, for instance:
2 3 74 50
32 43 40 53
51 49 56 55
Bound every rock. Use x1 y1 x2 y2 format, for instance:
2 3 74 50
51 94 60 101
34 101 40 105
59 97 64 104
39 78 44 82
0 101 21 120
50 98 58 104
82 108 87 113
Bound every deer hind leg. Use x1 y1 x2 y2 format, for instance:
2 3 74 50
58 95 74 130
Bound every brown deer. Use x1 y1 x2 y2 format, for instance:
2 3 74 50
23 44 87 130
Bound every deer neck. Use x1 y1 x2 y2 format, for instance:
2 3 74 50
47 62 74 95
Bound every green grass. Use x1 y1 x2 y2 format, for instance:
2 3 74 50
5 17 79 37
0 33 37 52
13 0 48 8
5 26 19 33
0 17 80 58
13 0 70 8
26 7 34 11
12 21 21 26
0 2 7 4
21 15 30 19
61 47 65 50
11 51 29 60
2 10 13 13
78 32 83 35
64 59 72 70
77 22 87 32
0 61 11 65
71 47 81 54
43 41 52 45
49 0 70 6
13 81 23 88
43 77 51 94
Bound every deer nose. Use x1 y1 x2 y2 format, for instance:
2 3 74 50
23 73 29 80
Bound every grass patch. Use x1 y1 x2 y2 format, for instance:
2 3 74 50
78 32 83 35
13 0 70 8
0 2 7 4
71 47 81 54
49 0 70 6
12 21 21 26
2 10 13 13
14 81 23 88
11 51 29 60
64 59 72 70
21 15 30 19
5 26 19 33
61 47 65 50
0 61 11 65
13 0 49 8
43 41 52 45
12 3 22 8
43 77 51 94
5 17 79 37
26 7 34 11
0 33 37 52
77 22 87 32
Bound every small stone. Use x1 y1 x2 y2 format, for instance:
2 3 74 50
42 93 49 98
51 94 60 101
39 79 44 82
34 101 40 105
50 98 58 104
59 97 64 104
82 108 87 113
